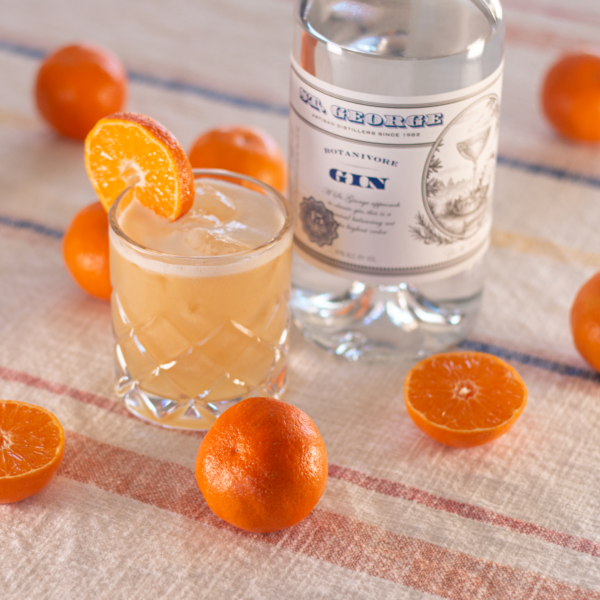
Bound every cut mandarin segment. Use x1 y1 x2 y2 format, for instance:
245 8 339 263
0 400 65 503
85 112 194 220
404 352 527 448
196 397 328 533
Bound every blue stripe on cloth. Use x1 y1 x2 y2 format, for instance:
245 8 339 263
0 207 598 386
3 38 600 190
0 39 45 59
458 339 600 383
0 215 63 239
497 156 600 190
128 72 288 116
0 39 288 117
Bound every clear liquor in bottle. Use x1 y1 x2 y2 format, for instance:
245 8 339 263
288 0 504 360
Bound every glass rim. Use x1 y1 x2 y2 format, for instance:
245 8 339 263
108 168 292 266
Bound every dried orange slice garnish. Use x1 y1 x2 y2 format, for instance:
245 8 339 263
84 112 194 220
0 400 65 503
404 352 527 448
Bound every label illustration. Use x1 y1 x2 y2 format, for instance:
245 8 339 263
416 95 500 246
299 197 340 247
288 58 503 284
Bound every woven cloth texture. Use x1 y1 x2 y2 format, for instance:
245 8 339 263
0 0 600 598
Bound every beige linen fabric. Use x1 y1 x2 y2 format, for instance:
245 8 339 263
0 0 599 598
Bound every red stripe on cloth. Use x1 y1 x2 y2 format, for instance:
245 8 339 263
59 431 599 600
505 23 598 52
0 365 129 417
503 0 600 29
0 365 203 437
2 364 600 559
329 464 600 558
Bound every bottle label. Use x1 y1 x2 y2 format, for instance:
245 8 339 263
289 58 503 284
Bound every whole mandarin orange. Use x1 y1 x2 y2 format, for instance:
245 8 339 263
188 126 286 192
195 397 328 533
35 43 127 139
63 202 112 301
571 272 600 371
542 53 600 142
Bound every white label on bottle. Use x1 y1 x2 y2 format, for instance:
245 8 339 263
289 58 503 284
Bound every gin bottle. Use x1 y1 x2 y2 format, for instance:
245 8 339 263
288 0 504 360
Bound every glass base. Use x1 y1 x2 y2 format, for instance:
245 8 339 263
292 282 481 362
114 355 287 431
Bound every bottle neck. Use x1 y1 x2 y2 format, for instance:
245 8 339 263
293 0 504 96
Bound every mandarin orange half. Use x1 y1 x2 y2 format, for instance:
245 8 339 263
195 397 328 533
0 400 65 503
404 352 527 448
85 112 194 220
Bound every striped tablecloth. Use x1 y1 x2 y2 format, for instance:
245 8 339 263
1 1 600 598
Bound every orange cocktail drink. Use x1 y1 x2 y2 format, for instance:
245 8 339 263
109 170 292 430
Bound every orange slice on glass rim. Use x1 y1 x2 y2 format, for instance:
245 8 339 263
0 400 65 503
84 112 195 220
404 351 527 448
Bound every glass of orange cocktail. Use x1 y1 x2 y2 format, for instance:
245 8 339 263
108 169 292 430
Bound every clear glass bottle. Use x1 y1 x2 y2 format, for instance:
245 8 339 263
288 0 504 360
